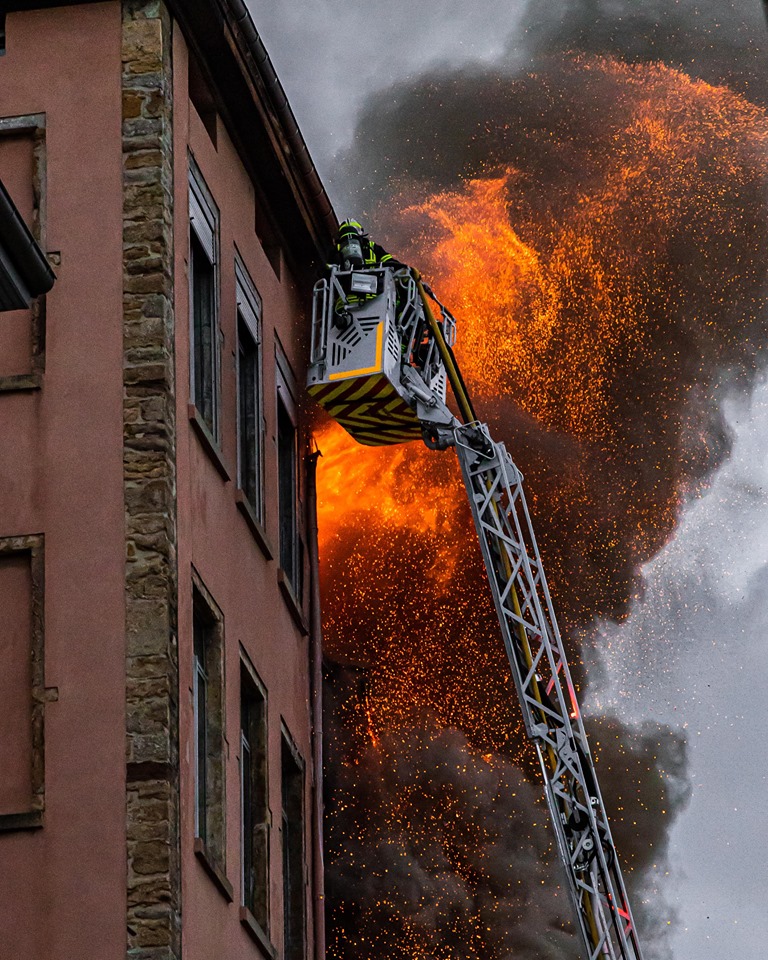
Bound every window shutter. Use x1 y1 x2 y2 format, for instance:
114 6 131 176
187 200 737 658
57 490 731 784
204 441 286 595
235 256 262 342
189 158 218 263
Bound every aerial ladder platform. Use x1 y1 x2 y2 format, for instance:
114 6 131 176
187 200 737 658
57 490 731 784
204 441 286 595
308 262 645 960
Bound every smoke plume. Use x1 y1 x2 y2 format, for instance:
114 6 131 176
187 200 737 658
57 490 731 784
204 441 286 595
318 3 768 956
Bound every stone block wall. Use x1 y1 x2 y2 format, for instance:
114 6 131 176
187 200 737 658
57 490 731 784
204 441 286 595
121 2 180 958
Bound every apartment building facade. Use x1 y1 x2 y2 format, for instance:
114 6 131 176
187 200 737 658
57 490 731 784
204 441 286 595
0 2 335 958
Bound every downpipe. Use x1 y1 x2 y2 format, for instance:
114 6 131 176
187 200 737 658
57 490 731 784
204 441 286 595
305 450 326 960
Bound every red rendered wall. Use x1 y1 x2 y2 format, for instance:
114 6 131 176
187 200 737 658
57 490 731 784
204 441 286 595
0 7 320 959
173 26 318 960
0 5 126 959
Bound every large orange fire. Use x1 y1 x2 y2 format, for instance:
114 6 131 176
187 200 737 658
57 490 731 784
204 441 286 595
318 57 768 956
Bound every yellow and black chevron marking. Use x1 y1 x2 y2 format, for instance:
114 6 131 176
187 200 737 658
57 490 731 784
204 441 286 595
309 373 422 447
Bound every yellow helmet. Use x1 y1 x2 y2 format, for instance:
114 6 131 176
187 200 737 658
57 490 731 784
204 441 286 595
338 219 364 238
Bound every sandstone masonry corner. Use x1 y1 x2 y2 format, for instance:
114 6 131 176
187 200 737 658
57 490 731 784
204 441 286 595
122 2 181 958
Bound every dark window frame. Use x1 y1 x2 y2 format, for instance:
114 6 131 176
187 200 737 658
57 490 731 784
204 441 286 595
275 347 303 599
240 656 270 935
235 256 264 523
192 574 226 870
281 727 305 960
0 113 48 392
188 156 221 442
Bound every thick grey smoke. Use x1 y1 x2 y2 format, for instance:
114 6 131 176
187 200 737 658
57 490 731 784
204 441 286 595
329 2 768 640
324 667 579 959
324 668 691 958
312 2 768 957
519 0 768 100
337 1 768 206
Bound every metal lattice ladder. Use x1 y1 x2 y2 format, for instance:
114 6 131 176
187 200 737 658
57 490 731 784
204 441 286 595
455 422 643 960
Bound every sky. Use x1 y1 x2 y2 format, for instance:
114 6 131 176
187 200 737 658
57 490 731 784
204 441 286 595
252 3 768 957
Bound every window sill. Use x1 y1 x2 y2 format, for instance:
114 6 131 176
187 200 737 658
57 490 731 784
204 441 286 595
239 907 276 958
194 837 233 902
277 568 308 636
0 810 43 832
235 490 274 560
188 404 231 481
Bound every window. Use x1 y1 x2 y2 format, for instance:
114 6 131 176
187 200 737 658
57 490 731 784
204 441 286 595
236 258 264 520
189 158 220 439
254 200 282 280
188 49 217 148
240 662 269 931
0 535 45 831
192 582 225 866
276 351 302 596
0 14 6 57
281 732 305 960
0 551 33 814
0 113 47 390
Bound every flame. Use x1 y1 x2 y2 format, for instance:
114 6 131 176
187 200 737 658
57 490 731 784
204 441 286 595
397 60 768 443
364 690 381 750
317 423 450 547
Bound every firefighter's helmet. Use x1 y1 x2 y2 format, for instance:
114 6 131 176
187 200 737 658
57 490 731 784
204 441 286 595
338 218 364 238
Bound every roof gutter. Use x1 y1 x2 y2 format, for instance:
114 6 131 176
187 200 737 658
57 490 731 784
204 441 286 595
305 450 326 960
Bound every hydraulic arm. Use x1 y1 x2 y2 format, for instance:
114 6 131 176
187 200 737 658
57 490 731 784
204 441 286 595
308 264 645 960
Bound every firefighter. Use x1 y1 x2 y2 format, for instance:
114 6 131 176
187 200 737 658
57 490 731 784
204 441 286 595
333 218 406 272
331 220 409 329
